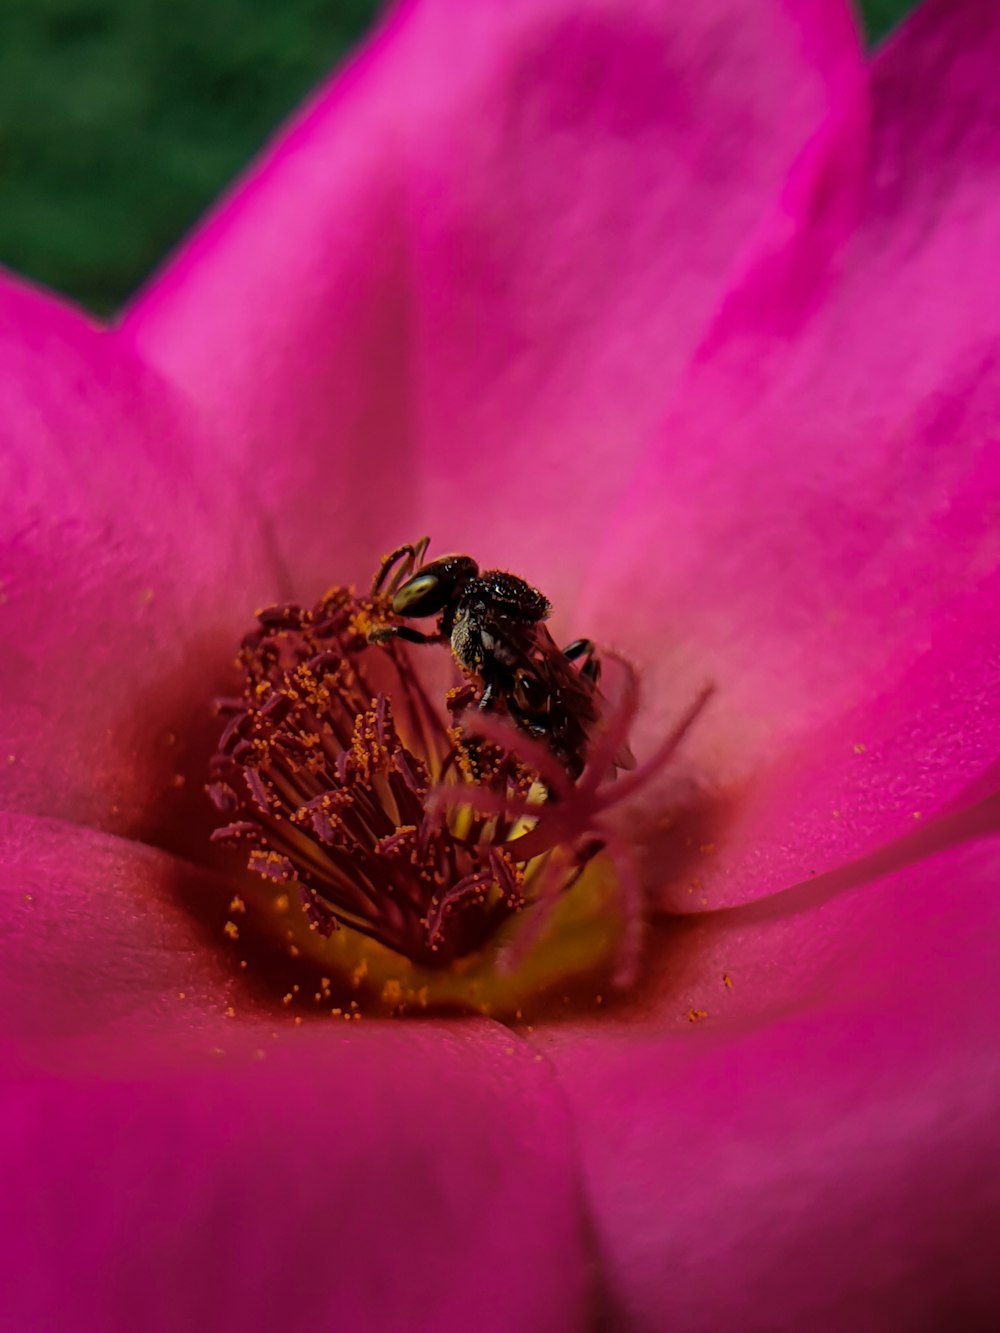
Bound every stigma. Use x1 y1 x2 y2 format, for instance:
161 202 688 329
207 568 711 1013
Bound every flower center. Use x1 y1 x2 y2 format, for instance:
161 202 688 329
207 566 711 1015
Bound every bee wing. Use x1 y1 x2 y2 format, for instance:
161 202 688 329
479 617 634 777
530 628 637 773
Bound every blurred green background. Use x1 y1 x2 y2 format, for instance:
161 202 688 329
1 0 920 316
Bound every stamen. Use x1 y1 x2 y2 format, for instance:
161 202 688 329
210 587 542 969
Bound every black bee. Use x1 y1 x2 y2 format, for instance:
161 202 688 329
368 537 628 780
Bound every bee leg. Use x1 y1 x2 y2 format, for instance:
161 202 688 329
563 637 601 684
477 680 504 711
368 624 442 647
372 536 431 596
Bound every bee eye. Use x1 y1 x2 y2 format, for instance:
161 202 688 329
392 573 446 617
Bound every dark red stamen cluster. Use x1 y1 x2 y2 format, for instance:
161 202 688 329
208 587 542 968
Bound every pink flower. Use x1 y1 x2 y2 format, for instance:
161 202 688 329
1 0 998 1326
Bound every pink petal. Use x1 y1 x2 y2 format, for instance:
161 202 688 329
586 0 1000 902
0 812 249 1056
661 569 1000 910
0 814 590 1330
124 0 863 602
0 1038 589 1333
536 837 1000 1330
0 274 273 835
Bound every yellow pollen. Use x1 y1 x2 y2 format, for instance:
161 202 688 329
351 959 369 987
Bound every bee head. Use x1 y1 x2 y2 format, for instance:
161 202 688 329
391 555 479 618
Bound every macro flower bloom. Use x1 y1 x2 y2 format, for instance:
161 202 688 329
1 0 999 1325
